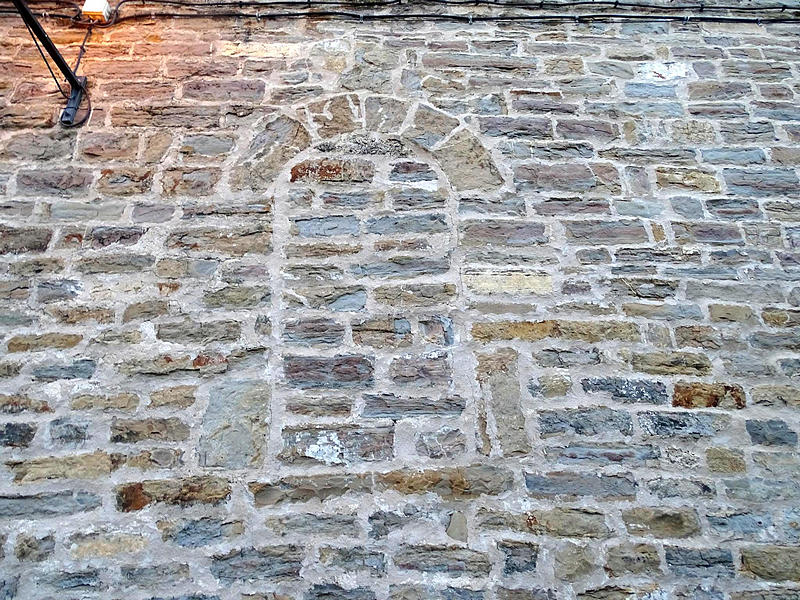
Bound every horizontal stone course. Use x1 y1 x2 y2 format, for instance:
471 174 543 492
115 476 231 511
524 471 637 500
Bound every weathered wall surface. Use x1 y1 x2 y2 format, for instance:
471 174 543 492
0 13 799 600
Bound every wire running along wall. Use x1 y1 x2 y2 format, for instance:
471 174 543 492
3 0 800 26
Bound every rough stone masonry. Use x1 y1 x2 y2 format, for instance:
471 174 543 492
0 9 799 600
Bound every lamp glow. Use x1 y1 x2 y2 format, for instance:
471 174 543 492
81 0 111 21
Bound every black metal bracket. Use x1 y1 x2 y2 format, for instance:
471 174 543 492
10 0 89 126
61 75 87 125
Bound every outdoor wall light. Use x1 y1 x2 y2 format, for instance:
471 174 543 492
82 0 112 21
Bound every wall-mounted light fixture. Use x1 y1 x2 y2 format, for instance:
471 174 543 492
81 0 112 22
10 0 91 126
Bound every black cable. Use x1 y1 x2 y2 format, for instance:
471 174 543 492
22 15 69 97
136 0 800 9
4 9 800 23
74 9 800 22
110 0 402 8
461 0 799 8
3 0 800 14
4 9 800 25
62 25 92 127
4 0 82 7
90 0 402 26
93 0 800 25
94 0 800 8
3 0 800 25
72 23 91 71
78 8 800 21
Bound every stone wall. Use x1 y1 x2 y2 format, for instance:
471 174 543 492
0 12 799 600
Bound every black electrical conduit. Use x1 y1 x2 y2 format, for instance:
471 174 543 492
1 0 800 26
2 9 800 25
3 10 799 25
7 0 800 10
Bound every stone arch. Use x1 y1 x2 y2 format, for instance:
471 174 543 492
230 99 504 195
270 124 462 314
220 99 511 468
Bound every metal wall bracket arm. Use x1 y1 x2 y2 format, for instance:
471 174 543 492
11 0 89 126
